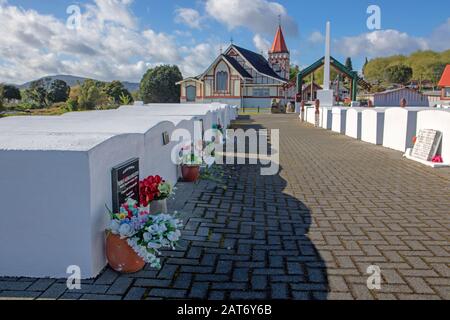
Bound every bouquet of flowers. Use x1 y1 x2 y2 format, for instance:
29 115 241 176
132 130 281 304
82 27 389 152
139 175 173 207
107 199 182 269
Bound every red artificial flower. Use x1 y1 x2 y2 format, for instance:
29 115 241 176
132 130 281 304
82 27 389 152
139 175 167 206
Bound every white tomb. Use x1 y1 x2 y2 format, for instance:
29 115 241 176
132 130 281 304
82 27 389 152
320 107 333 130
404 109 450 167
0 103 231 278
361 108 387 145
383 107 429 152
345 107 365 139
306 107 316 125
0 132 143 278
331 107 348 134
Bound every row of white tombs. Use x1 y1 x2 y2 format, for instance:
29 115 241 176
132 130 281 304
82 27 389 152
0 103 238 279
301 106 450 168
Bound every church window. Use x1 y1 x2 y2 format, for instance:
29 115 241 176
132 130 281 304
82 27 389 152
253 88 270 97
216 71 228 92
186 85 196 102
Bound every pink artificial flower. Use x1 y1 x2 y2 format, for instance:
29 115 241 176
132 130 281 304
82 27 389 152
432 155 443 163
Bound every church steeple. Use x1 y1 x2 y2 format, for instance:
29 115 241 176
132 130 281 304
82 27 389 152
268 24 290 80
270 25 289 54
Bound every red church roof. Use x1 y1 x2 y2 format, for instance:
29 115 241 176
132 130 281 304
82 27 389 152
438 65 450 87
270 26 289 53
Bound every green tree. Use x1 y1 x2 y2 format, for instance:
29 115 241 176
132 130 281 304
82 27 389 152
25 79 49 107
345 57 353 71
362 57 369 77
429 62 447 87
140 65 183 103
1 84 21 101
77 79 109 110
290 64 300 81
104 80 133 104
47 80 70 104
384 64 413 85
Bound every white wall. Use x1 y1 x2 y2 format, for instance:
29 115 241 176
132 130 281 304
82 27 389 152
383 107 428 152
345 108 364 139
361 108 387 145
332 107 347 134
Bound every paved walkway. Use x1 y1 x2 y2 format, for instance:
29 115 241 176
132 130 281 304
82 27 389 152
1 114 449 300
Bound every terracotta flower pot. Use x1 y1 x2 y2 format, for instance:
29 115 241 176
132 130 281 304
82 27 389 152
106 233 145 273
181 165 200 182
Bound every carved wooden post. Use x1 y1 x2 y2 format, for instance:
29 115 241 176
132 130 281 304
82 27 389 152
400 98 407 108
315 99 320 127
301 100 305 122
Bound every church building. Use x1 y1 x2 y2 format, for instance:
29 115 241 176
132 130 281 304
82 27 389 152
178 25 296 108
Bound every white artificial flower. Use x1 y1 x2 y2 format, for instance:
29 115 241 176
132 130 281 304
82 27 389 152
109 220 120 234
167 231 180 242
147 242 162 250
118 223 134 238
143 232 153 242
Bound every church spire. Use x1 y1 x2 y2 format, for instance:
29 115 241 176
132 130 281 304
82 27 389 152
269 24 289 54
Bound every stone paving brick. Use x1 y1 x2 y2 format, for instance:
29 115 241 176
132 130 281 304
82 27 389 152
1 291 41 300
27 279 55 292
123 287 147 300
81 294 121 300
107 277 134 295
39 283 67 299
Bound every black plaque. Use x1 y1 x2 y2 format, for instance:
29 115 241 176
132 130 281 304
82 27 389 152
111 158 140 212
162 131 170 145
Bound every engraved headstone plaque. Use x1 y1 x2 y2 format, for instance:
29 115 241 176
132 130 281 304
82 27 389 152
111 158 140 212
411 129 442 161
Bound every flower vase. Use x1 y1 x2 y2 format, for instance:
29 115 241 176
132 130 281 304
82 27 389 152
150 198 168 214
106 233 145 273
181 165 200 182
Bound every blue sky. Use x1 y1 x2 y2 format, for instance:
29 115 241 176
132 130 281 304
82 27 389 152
1 0 449 84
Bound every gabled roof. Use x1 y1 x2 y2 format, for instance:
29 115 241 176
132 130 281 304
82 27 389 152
221 55 252 79
195 54 253 81
230 45 287 82
438 65 450 87
270 26 289 54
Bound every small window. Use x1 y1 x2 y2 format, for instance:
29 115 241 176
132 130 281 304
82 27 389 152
253 88 270 97
186 85 196 102
445 88 450 97
216 71 228 92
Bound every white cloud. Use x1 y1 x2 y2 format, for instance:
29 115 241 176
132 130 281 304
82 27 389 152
334 20 450 58
308 31 324 44
205 0 298 37
335 30 428 57
180 43 221 77
428 18 450 51
253 34 271 56
0 1 212 84
174 7 202 30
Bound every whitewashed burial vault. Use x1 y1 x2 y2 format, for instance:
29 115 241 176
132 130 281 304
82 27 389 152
0 103 235 278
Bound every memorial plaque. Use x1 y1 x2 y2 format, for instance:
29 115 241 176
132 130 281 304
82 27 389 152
162 131 170 145
111 158 140 212
411 129 442 161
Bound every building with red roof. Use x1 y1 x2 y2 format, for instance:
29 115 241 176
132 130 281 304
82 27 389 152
438 64 450 100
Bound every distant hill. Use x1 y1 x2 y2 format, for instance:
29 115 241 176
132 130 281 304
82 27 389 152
15 75 140 92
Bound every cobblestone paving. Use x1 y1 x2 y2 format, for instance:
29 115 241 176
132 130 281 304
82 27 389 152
1 114 449 300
